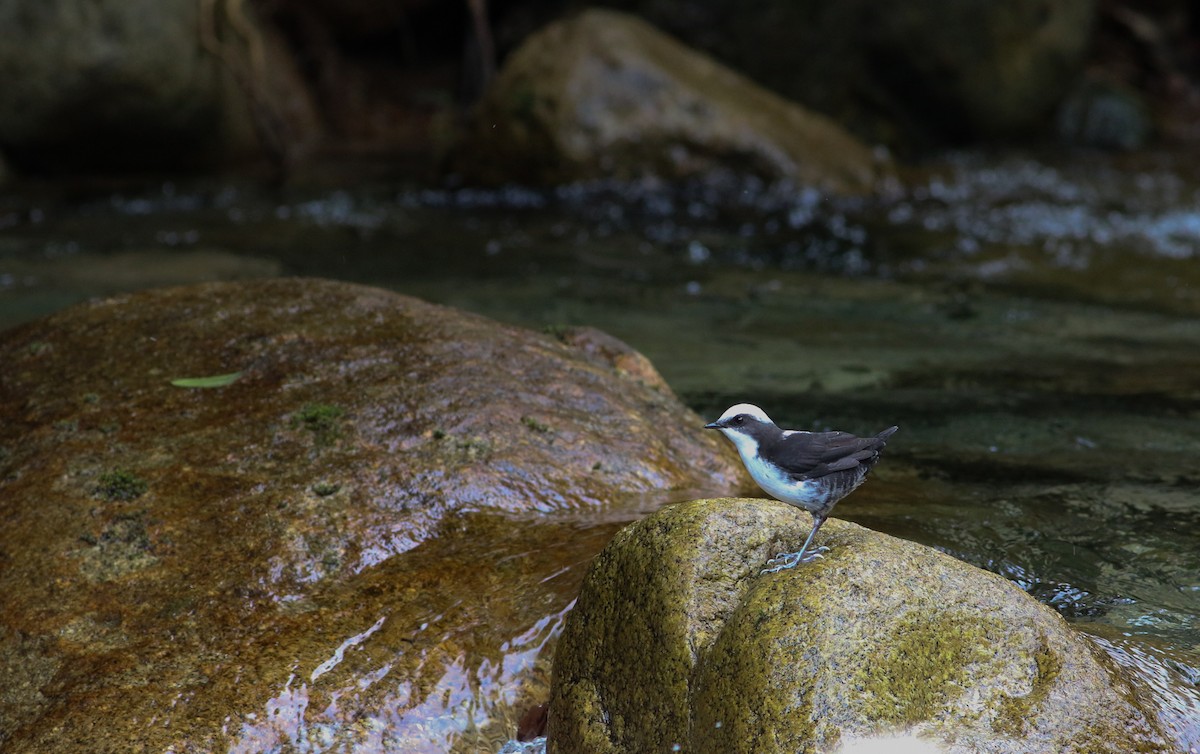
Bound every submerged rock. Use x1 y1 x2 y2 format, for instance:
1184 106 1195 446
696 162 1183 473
0 279 747 752
453 9 887 193
548 498 1174 753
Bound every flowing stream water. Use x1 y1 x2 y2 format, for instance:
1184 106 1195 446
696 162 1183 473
3 149 1199 749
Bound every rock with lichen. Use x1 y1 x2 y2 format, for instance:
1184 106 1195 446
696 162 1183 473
0 279 748 753
548 498 1174 753
452 8 888 194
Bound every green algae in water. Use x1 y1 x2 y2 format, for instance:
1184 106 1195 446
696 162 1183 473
170 371 243 388
94 469 148 502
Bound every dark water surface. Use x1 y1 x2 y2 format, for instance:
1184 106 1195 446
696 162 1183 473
3 150 1199 748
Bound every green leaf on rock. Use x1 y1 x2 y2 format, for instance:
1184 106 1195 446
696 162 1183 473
170 371 243 388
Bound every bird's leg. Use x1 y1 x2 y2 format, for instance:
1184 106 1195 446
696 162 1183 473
762 514 829 574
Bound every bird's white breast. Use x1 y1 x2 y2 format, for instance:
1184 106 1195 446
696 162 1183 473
736 446 825 510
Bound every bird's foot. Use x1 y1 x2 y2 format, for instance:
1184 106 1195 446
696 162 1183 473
761 546 829 574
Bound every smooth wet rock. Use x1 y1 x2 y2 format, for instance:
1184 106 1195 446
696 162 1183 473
548 498 1174 754
452 9 887 193
0 279 748 752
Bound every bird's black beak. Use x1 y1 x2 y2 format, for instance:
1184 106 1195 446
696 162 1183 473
704 420 721 429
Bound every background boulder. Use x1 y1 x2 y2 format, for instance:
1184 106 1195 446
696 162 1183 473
453 9 888 192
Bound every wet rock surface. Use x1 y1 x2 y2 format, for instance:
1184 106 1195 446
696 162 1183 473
549 498 1175 753
453 9 886 192
0 278 748 752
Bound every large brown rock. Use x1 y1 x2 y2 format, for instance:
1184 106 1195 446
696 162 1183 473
0 279 747 752
453 9 888 193
549 498 1175 753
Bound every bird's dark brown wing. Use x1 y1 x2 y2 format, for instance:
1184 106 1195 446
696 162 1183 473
768 427 897 480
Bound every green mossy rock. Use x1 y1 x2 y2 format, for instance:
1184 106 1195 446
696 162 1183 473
549 498 1174 753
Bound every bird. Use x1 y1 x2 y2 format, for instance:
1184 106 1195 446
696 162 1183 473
705 403 897 573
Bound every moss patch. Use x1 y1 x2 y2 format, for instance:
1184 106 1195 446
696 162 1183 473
692 576 822 753
855 613 998 726
93 469 148 502
993 633 1062 736
311 481 341 497
292 403 345 446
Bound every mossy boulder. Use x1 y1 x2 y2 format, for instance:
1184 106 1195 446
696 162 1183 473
548 498 1174 753
453 9 888 193
0 279 748 752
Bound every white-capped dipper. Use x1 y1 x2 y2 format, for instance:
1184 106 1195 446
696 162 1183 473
705 403 898 573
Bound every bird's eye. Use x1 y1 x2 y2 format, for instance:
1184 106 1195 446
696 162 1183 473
732 415 744 425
